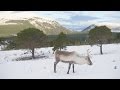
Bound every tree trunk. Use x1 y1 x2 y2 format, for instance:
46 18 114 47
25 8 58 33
100 44 103 55
32 48 35 59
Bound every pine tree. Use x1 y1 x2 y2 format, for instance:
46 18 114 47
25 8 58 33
89 26 112 55
16 28 47 59
52 32 69 52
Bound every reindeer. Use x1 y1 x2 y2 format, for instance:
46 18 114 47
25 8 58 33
54 49 92 74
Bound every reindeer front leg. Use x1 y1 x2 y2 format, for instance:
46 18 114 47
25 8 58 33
67 63 71 74
54 62 56 73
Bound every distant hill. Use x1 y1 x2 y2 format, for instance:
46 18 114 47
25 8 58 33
81 24 96 33
0 17 73 37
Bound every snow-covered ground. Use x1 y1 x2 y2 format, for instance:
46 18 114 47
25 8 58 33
0 44 120 79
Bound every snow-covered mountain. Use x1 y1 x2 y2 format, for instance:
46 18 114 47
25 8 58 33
0 17 72 37
0 17 59 26
81 24 96 32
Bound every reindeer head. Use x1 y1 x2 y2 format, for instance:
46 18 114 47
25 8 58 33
86 49 93 65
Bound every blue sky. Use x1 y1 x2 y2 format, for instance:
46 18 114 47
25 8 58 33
0 11 120 31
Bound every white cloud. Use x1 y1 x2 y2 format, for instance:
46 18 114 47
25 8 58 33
96 22 120 28
36 11 73 20
0 11 38 19
56 12 120 29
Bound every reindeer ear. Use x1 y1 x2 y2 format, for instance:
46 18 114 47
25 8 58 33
89 51 91 53
87 49 89 53
87 49 91 53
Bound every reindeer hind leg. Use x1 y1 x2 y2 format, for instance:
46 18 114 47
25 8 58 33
54 60 59 73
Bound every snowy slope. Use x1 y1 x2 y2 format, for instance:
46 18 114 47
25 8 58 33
81 24 96 32
0 17 72 36
0 44 120 79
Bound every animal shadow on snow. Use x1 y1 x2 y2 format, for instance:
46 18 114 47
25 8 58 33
93 52 111 55
14 55 49 61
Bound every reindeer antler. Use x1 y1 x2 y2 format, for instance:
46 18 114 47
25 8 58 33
87 49 92 59
87 49 91 56
87 49 91 54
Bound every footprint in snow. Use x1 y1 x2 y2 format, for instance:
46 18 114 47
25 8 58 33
44 67 46 69
112 60 116 62
114 66 117 69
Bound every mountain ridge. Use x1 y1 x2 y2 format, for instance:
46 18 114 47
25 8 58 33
0 17 73 37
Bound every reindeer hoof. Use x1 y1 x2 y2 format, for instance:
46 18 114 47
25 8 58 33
67 72 69 74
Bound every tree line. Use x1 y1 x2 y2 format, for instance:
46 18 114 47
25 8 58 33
0 26 120 58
